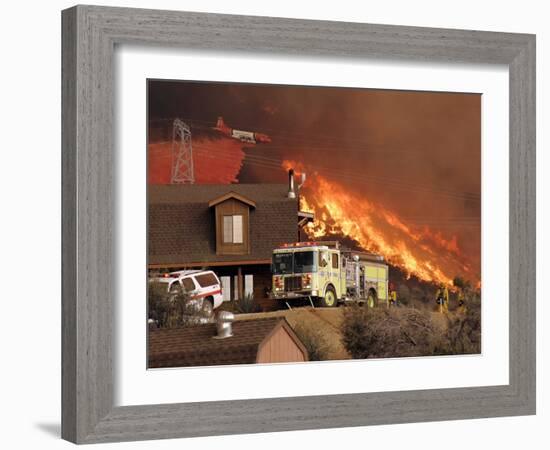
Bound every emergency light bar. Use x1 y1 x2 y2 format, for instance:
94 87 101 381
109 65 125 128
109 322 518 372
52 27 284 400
278 241 341 249
279 242 318 248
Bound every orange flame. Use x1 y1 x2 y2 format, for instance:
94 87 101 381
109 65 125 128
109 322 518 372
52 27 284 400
287 160 478 286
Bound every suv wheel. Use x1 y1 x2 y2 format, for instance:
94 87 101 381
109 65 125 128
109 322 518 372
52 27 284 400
202 297 214 317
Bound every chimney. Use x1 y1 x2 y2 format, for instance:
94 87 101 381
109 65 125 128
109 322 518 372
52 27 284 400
213 311 234 339
287 168 296 199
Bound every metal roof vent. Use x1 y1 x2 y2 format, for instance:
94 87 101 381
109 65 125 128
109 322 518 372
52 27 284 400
213 311 234 339
287 168 296 199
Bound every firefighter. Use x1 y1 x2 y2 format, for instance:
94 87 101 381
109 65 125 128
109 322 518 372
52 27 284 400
435 283 449 313
457 288 467 314
389 283 397 307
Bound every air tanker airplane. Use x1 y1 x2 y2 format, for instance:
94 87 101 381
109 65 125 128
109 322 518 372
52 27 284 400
213 117 272 144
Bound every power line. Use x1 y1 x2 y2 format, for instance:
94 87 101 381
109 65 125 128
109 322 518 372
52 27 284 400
152 141 481 199
148 143 482 203
149 116 480 160
149 118 482 195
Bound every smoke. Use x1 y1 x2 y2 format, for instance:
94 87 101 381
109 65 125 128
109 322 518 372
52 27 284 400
147 80 481 282
148 136 245 184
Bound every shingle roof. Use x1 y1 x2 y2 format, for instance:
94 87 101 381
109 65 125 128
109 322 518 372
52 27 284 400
148 184 298 266
149 184 292 204
148 317 303 367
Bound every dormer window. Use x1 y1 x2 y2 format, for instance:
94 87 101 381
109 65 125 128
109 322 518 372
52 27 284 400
208 192 256 256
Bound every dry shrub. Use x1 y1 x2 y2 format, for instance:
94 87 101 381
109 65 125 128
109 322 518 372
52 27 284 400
293 322 332 361
235 293 261 314
437 294 481 355
340 304 480 359
341 305 436 358
340 306 375 359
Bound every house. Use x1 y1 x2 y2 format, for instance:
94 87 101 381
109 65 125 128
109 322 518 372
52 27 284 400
148 317 308 367
148 172 312 309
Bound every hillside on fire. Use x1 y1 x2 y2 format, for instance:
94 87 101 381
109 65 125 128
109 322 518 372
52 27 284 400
146 79 481 366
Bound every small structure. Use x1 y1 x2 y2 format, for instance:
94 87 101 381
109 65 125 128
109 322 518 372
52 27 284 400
148 317 308 368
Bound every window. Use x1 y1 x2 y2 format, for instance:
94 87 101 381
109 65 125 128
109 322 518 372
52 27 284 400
223 216 232 243
294 251 316 273
272 253 293 274
220 276 231 302
181 277 196 292
319 251 329 268
233 215 243 243
332 253 339 269
223 215 243 244
195 273 219 288
244 274 254 297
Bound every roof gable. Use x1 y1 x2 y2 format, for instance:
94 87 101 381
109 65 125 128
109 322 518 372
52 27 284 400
257 319 309 361
208 191 256 208
148 184 292 204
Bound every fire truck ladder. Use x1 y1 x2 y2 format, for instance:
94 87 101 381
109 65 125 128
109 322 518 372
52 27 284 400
171 119 195 184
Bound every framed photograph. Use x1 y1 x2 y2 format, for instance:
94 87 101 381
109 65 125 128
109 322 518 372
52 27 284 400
62 5 536 444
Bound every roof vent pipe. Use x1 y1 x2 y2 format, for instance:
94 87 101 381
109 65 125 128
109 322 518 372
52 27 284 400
288 169 296 199
297 172 306 190
214 311 234 339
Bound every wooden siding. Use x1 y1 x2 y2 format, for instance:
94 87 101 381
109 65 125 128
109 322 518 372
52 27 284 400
256 326 307 364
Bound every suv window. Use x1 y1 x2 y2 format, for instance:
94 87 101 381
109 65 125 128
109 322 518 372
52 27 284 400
181 277 196 292
194 273 218 288
319 251 329 268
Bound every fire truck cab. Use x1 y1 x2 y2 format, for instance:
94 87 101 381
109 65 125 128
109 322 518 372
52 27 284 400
271 241 388 308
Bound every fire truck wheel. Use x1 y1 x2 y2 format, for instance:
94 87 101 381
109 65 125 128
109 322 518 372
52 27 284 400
202 297 214 317
320 286 338 308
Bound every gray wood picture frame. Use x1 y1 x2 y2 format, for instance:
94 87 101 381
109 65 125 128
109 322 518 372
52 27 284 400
61 4 536 444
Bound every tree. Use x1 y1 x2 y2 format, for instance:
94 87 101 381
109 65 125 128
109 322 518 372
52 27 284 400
148 281 211 329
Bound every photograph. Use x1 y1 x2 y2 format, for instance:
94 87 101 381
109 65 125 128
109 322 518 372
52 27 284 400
146 80 482 368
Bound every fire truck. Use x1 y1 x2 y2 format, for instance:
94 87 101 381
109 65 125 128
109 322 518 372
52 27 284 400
270 241 389 308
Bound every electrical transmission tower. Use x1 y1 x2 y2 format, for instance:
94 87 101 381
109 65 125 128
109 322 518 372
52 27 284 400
171 119 195 184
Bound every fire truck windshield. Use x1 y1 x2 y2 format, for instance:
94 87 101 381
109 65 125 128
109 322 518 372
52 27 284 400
294 251 316 273
272 251 317 274
272 253 293 274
